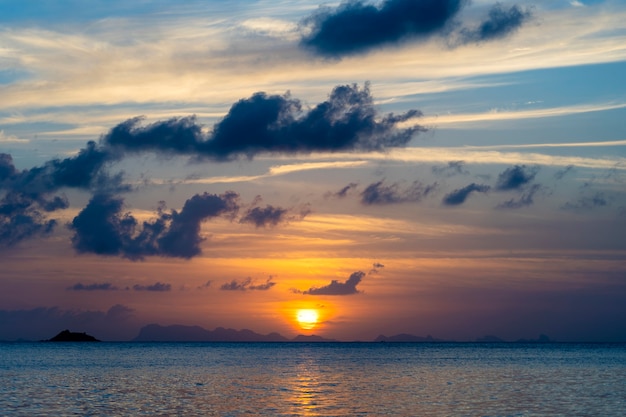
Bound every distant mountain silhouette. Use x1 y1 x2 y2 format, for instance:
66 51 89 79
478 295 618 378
374 333 443 342
133 324 289 342
131 324 553 343
45 329 100 342
292 334 337 342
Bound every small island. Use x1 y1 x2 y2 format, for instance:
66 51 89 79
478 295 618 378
45 329 100 342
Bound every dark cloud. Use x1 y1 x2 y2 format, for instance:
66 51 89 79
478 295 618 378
155 191 239 258
360 179 437 205
456 3 533 45
220 277 276 291
69 192 240 260
496 184 540 209
240 205 289 228
133 282 171 292
301 0 466 57
1 84 421 249
102 84 424 161
431 160 468 177
562 192 610 211
0 200 57 247
0 153 17 181
299 271 365 295
197 280 212 290
300 0 532 57
328 182 359 199
68 282 119 291
442 183 490 206
554 165 574 180
495 165 538 191
369 262 385 274
69 193 134 256
0 142 121 248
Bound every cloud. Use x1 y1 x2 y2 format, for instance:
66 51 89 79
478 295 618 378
220 277 276 291
360 179 437 205
239 196 310 228
197 280 212 290
442 183 490 206
554 165 575 180
370 262 385 274
101 84 424 161
69 191 240 260
132 282 171 292
496 184 541 209
1 83 421 249
562 192 610 211
432 160 468 177
0 144 116 247
495 165 539 191
298 271 365 295
328 182 359 199
300 0 466 57
67 282 119 291
300 0 533 57
456 3 533 45
240 205 289 228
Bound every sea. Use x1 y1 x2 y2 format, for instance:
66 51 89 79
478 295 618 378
1 342 624 416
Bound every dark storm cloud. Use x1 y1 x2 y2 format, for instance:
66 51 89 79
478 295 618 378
69 191 240 260
301 0 466 57
220 277 276 291
299 271 365 295
442 183 490 206
68 282 119 291
456 3 533 45
431 160 468 177
102 84 424 161
360 179 437 205
496 184 540 209
132 282 171 292
495 165 538 191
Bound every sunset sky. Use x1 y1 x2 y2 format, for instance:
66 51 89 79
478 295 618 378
1 0 625 342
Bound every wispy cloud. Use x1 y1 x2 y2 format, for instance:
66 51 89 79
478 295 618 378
420 102 626 127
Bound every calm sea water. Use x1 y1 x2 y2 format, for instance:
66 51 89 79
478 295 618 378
1 342 624 416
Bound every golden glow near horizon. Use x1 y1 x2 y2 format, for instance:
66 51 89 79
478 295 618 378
296 309 319 330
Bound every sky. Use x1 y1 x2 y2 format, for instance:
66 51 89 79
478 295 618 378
1 0 625 342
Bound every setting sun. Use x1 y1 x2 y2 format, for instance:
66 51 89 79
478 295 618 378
296 309 319 330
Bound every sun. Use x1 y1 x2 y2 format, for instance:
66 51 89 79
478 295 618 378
296 309 319 330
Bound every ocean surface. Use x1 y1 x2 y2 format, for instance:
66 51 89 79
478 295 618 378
1 342 624 416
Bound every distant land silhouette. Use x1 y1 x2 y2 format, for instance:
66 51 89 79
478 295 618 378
374 333 442 342
45 329 100 342
132 324 553 343
132 324 340 342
